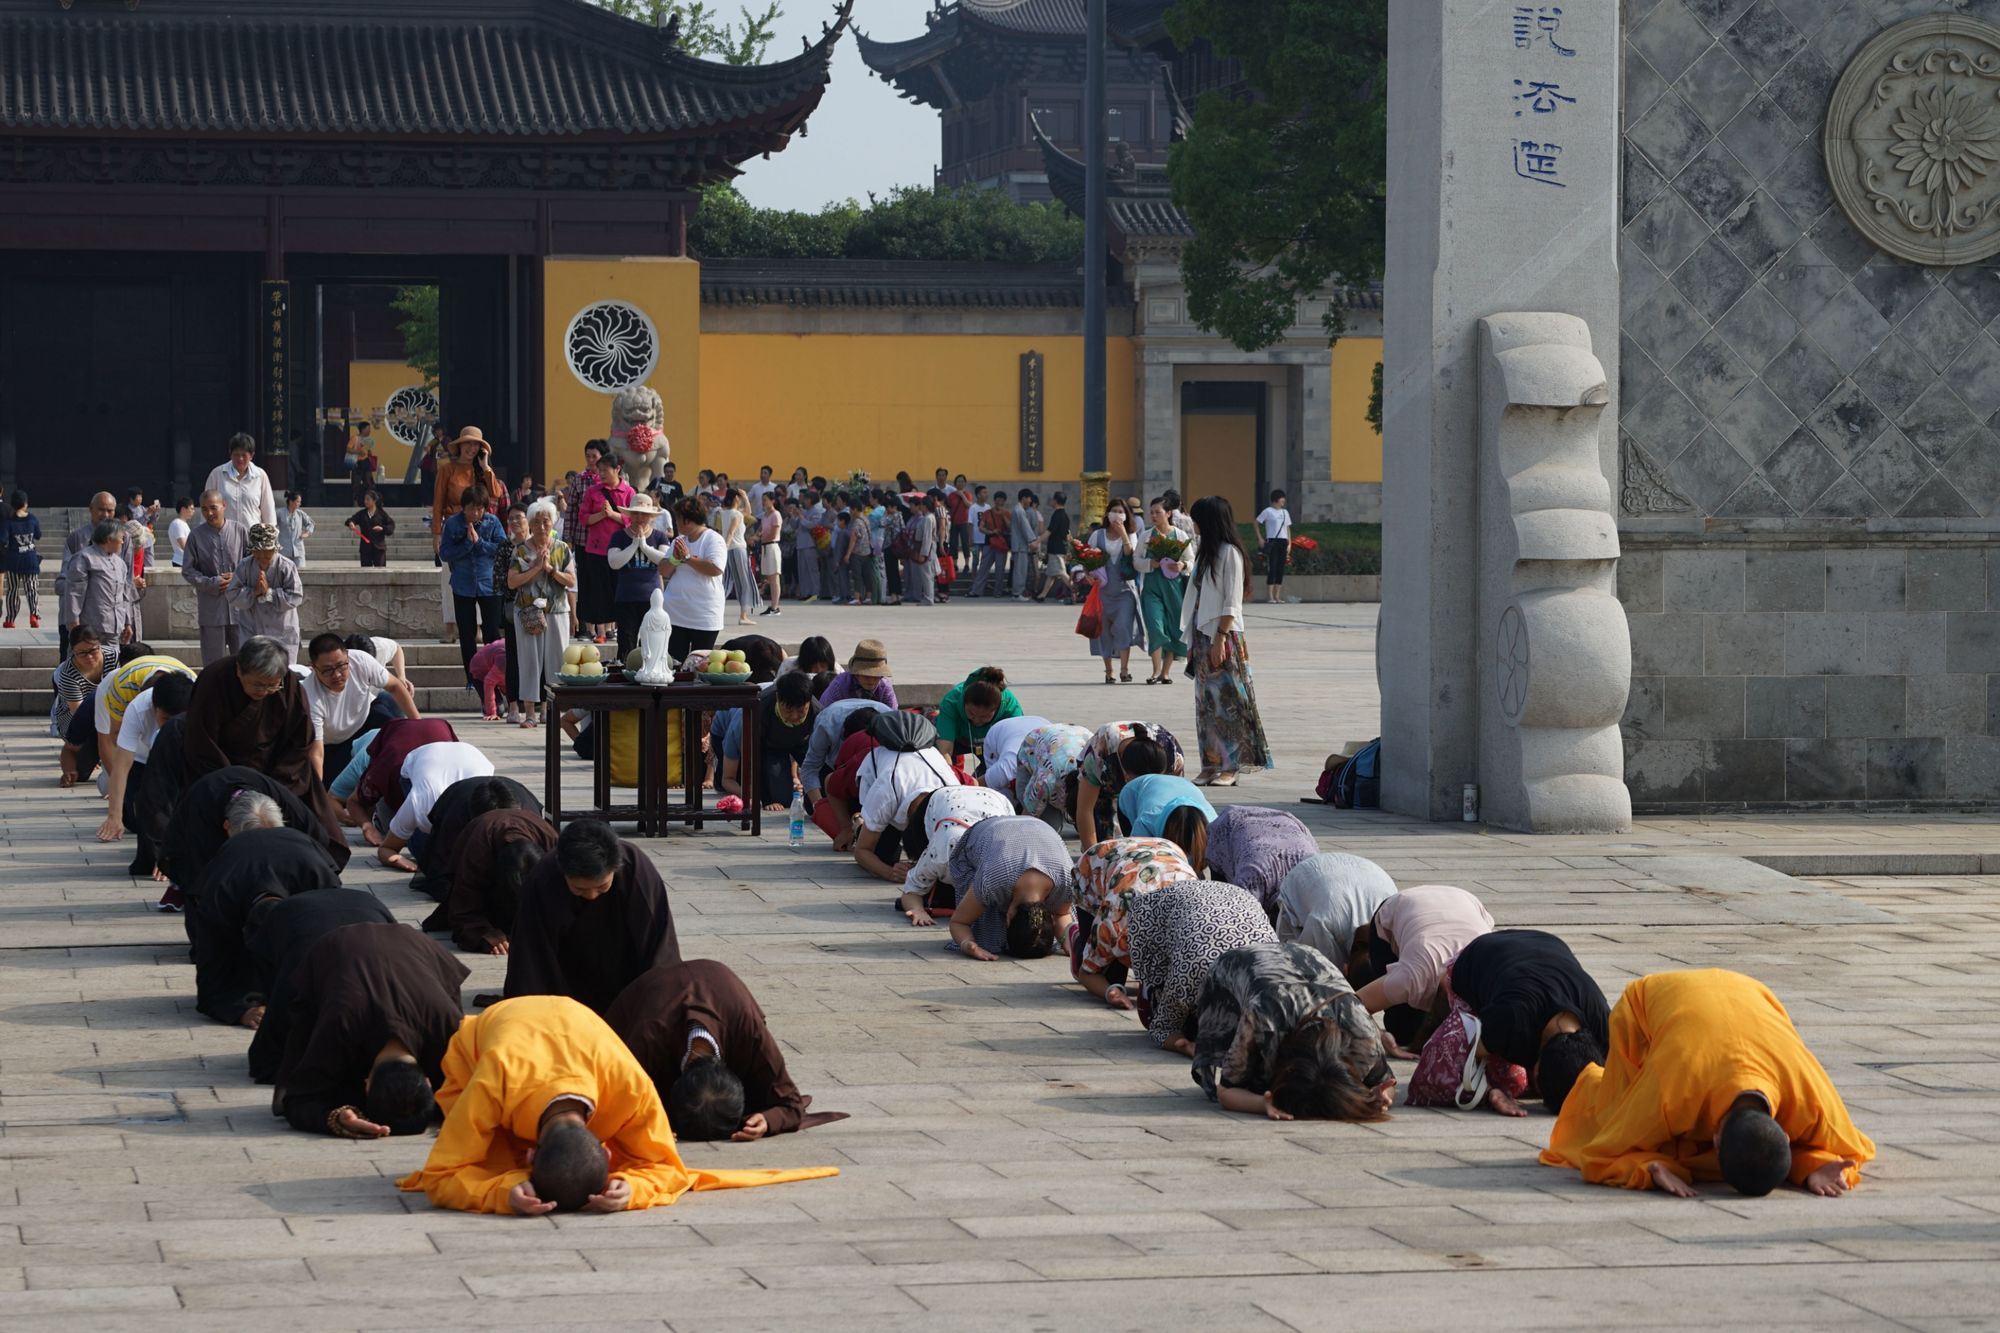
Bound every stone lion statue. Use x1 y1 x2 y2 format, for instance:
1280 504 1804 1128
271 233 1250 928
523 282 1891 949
608 385 668 491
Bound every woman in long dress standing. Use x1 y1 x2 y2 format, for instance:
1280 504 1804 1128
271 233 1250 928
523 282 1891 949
1086 499 1144 685
505 500 575 731
1181 495 1271 786
1137 498 1192 686
719 489 761 626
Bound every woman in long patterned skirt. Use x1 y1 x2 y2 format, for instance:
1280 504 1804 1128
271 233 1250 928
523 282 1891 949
1084 501 1144 683
1179 495 1271 786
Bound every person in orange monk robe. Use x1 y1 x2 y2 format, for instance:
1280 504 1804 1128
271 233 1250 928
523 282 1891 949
396 994 837 1216
1539 969 1875 1198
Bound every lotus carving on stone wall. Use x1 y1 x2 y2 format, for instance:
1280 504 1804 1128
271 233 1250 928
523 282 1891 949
1889 85 1998 201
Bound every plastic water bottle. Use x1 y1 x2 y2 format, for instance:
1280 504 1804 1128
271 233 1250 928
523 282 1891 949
787 788 806 849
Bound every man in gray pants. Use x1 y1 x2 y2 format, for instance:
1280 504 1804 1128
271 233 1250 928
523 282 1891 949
182 490 247 665
971 492 1011 598
1010 489 1043 600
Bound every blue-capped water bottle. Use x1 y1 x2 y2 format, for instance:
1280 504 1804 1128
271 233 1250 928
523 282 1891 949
788 787 806 849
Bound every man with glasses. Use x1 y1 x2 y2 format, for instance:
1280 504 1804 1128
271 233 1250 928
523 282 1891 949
302 632 420 780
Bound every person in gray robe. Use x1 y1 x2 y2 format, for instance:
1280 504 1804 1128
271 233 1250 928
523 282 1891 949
182 489 247 664
901 505 937 606
59 520 140 646
225 523 303 665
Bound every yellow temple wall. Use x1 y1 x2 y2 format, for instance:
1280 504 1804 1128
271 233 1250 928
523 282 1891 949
695 333 1137 486
1330 336 1384 485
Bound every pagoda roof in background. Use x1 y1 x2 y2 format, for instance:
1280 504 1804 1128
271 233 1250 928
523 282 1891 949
1033 114 1191 242
0 0 849 162
857 0 1165 110
699 257 1130 310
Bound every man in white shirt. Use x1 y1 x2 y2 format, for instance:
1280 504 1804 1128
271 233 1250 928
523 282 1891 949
1253 489 1292 604
376 740 494 871
167 498 193 569
746 465 777 517
850 735 959 881
203 433 278 532
302 632 420 779
964 486 990 597
94 672 195 845
974 714 1050 798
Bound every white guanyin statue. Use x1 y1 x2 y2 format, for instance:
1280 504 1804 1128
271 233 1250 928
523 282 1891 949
635 586 675 684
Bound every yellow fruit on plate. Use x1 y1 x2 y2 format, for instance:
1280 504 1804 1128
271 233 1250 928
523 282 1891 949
578 644 601 665
562 643 586 667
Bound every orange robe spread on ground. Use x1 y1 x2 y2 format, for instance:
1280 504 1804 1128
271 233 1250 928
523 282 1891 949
396 995 838 1214
1541 969 1875 1191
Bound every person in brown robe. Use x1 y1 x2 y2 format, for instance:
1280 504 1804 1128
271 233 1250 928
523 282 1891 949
605 960 840 1141
160 763 351 888
272 922 470 1138
246 887 399 1082
503 820 679 1015
188 825 341 1027
180 637 345 845
411 774 541 899
421 806 556 955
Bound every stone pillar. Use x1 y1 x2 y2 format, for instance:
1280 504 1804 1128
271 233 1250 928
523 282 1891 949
1380 0 1622 821
1139 349 1177 501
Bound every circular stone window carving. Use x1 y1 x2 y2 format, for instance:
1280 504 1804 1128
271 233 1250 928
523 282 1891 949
1825 16 2000 266
563 300 660 392
1496 605 1530 723
381 384 440 449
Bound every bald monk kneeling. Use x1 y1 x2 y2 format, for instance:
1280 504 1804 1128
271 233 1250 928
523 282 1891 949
1540 969 1876 1198
396 995 837 1215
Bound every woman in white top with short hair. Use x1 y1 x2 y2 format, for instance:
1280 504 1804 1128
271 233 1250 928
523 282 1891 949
1180 495 1271 787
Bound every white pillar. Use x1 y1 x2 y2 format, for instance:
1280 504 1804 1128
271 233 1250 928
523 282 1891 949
1379 0 1622 820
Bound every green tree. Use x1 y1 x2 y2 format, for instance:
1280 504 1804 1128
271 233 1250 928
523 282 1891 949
1165 0 1385 351
689 184 1084 263
583 1 780 64
392 286 440 391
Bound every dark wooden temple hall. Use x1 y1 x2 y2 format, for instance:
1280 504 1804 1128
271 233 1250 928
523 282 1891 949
0 0 847 500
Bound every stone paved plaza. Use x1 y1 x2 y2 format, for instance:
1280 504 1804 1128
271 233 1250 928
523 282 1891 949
1 602 1997 1330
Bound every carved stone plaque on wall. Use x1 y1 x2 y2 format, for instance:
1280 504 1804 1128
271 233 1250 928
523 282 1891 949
1826 17 2000 267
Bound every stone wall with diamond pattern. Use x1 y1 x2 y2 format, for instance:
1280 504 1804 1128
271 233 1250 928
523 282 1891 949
1619 0 2000 805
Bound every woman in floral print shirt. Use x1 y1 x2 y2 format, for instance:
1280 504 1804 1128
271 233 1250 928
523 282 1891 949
1070 838 1197 1009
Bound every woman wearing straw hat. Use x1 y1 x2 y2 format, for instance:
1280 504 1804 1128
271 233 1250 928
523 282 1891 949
430 427 501 566
817 640 897 709
605 493 670 660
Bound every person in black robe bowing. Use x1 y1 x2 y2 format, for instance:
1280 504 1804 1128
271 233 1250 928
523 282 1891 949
245 887 399 1082
410 774 541 901
605 959 843 1141
188 821 342 1027
159 764 352 891
420 805 556 955
179 635 346 854
502 819 679 1015
272 922 470 1137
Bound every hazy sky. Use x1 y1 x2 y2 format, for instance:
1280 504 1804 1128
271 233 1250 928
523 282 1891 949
733 0 944 211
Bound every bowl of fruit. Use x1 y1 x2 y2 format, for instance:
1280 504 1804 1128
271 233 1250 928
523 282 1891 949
558 642 609 686
695 647 754 685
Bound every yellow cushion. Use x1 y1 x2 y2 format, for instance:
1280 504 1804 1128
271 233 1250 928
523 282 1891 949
606 707 684 789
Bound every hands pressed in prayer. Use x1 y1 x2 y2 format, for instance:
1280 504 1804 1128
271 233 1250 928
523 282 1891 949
1646 1160 1698 1198
1803 1160 1856 1197
240 1005 266 1031
730 1113 769 1142
582 1177 632 1213
508 1180 557 1216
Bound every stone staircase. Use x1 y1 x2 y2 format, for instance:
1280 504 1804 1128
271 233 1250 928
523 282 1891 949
1 639 480 718
34 505 442 566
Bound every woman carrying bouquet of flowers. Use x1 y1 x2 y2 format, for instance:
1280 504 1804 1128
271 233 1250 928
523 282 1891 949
1136 499 1194 686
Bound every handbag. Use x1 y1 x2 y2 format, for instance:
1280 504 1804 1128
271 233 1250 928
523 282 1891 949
1453 1014 1492 1111
518 601 547 636
1075 582 1104 639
